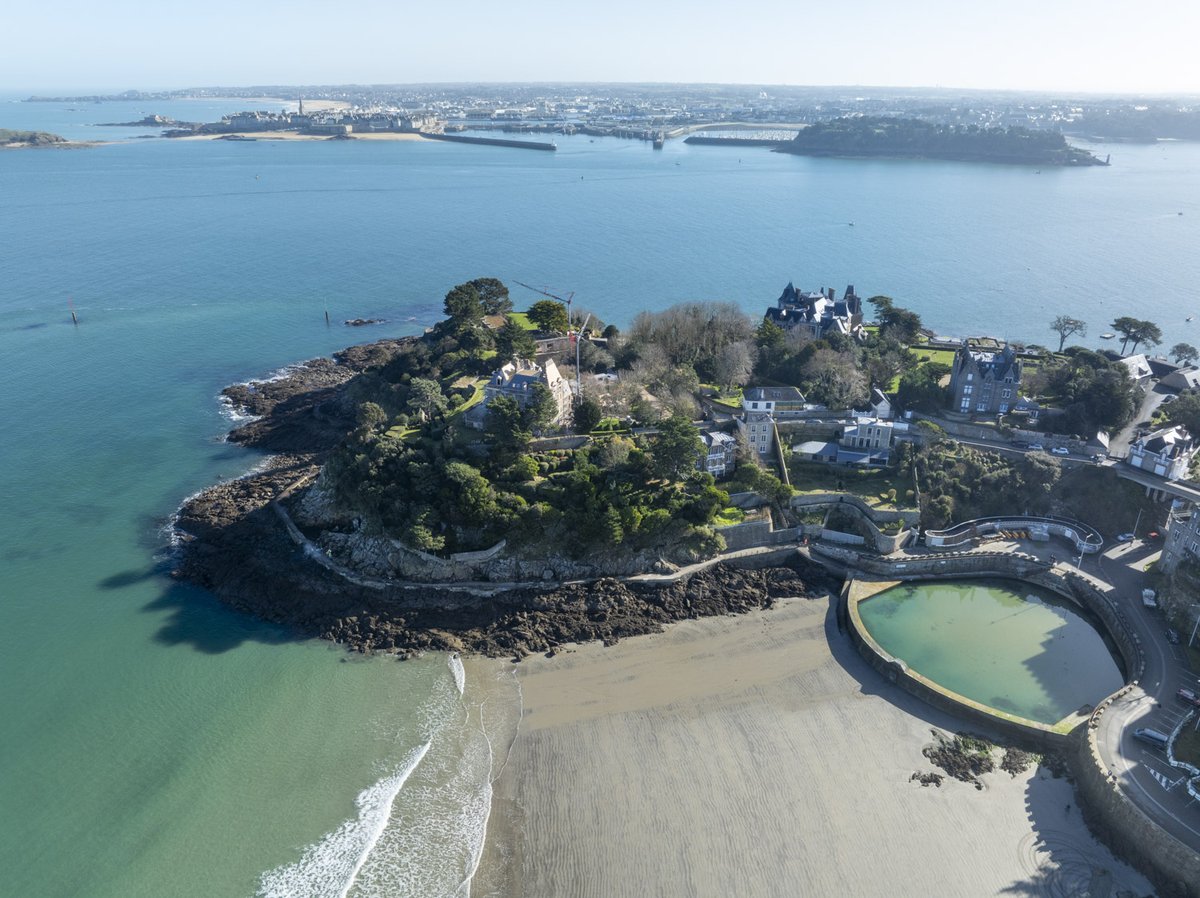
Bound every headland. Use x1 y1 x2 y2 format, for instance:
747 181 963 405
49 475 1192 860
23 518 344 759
775 116 1108 166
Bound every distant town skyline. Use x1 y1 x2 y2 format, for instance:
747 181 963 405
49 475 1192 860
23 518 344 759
6 0 1200 95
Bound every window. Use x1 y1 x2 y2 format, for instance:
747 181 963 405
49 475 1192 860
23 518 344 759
966 373 974 382
1001 389 1011 399
977 403 986 412
962 385 973 396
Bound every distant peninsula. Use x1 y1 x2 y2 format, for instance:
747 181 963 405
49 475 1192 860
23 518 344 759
0 128 69 148
776 117 1107 166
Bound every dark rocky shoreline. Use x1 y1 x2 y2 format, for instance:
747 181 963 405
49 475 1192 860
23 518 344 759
175 338 841 658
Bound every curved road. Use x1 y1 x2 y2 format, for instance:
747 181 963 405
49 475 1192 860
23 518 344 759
1086 540 1200 850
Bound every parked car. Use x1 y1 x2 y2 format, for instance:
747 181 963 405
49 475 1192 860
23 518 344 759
1116 532 1135 542
1133 728 1170 749
1177 688 1200 709
1051 446 1070 456
1162 394 1176 403
1090 453 1103 461
1011 439 1029 449
1166 628 1181 645
1142 589 1158 609
1028 443 1045 451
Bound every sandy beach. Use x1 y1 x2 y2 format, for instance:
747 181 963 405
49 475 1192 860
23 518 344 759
469 595 1151 898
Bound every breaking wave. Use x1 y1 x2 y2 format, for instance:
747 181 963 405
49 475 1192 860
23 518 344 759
257 741 432 898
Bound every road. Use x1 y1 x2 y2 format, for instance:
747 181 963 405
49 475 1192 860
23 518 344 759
1086 540 1200 849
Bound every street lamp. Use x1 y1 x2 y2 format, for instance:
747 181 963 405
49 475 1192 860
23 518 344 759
1189 603 1200 649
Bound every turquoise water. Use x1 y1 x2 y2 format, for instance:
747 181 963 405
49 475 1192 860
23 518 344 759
1 94 1197 894
858 580 1125 725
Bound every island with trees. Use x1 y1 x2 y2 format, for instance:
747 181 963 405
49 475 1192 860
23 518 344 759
777 117 1107 166
0 129 69 148
175 277 1172 658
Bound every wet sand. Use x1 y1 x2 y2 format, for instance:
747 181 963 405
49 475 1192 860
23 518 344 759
469 596 1151 898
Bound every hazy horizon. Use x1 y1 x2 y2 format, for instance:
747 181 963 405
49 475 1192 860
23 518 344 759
7 0 1199 95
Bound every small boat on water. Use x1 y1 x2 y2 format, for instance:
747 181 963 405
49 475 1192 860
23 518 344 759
1100 333 1115 339
1188 316 1195 322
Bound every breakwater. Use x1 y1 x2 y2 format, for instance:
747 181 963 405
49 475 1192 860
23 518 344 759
423 132 557 152
684 136 787 148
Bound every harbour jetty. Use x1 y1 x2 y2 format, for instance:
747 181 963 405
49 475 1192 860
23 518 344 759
423 132 557 152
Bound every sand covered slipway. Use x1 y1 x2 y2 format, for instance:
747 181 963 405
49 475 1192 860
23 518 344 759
469 596 1153 898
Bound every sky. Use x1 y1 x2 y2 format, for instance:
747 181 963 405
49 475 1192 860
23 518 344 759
4 0 1200 94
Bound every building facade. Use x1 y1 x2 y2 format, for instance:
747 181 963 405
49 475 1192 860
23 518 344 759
738 386 807 458
764 283 863 340
948 340 1022 416
699 431 736 478
1162 503 1200 574
1126 426 1197 481
483 357 573 426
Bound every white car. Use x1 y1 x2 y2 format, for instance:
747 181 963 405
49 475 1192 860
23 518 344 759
1051 446 1069 456
1028 443 1044 451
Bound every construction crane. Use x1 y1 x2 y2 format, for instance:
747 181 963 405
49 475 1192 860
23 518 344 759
513 280 575 328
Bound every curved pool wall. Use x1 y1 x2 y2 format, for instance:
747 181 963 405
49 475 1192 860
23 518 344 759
839 556 1145 750
855 578 1124 726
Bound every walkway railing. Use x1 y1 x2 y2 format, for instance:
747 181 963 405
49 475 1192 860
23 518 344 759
924 514 1103 554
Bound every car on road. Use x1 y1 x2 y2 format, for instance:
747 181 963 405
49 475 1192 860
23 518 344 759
1133 727 1171 749
1051 446 1070 456
1090 453 1103 461
1011 439 1029 449
1178 688 1200 709
1028 443 1044 451
1166 628 1181 645
1116 532 1135 542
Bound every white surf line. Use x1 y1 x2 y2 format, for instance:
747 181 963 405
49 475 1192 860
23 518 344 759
257 740 432 898
449 653 466 696
337 742 431 898
455 667 524 898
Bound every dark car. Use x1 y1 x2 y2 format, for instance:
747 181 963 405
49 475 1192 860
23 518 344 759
1166 628 1181 645
1011 439 1029 449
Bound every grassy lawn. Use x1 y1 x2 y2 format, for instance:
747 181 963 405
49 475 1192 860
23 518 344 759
787 460 918 510
1175 725 1200 769
451 381 485 416
909 347 956 369
713 507 746 527
508 311 538 331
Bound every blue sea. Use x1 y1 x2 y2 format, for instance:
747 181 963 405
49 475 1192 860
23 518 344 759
2 93 1199 897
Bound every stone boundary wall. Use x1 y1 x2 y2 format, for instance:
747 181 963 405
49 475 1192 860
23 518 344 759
450 540 507 563
910 412 1079 449
718 520 803 552
791 492 915 524
1076 704 1200 897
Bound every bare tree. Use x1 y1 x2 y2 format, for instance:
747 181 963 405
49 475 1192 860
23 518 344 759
711 340 755 391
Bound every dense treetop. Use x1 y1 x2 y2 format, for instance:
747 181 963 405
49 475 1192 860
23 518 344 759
780 117 1104 166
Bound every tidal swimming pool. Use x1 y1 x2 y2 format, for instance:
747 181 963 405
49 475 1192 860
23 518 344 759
857 579 1125 725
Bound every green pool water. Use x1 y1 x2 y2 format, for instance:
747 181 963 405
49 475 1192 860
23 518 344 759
857 579 1125 725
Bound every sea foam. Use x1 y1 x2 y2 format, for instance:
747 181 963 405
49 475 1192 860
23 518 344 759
257 741 431 898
